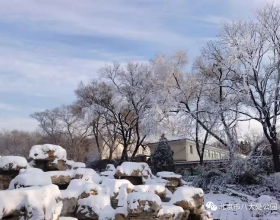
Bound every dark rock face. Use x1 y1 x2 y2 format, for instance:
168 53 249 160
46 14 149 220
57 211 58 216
75 205 99 220
0 171 19 190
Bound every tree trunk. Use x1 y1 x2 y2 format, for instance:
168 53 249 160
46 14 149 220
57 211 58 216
121 146 129 161
199 156 203 165
270 141 280 172
108 148 113 160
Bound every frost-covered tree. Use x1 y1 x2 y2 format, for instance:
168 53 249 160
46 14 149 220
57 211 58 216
151 134 174 173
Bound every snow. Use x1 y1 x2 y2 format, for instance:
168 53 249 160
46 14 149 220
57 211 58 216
167 136 186 141
74 168 101 184
115 206 128 216
116 185 128 207
106 164 116 171
77 193 115 220
157 171 182 179
0 156 27 170
59 218 78 220
127 192 162 210
100 170 116 179
116 162 151 176
170 186 204 204
144 176 168 185
19 167 44 174
47 170 74 178
0 184 62 220
66 160 75 166
133 185 166 194
157 205 184 218
29 144 67 160
72 162 86 169
101 179 134 197
11 172 52 189
61 179 102 199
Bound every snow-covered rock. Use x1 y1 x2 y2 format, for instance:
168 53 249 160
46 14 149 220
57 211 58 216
76 193 115 220
127 192 162 215
133 185 166 199
157 205 184 220
74 168 101 184
115 162 152 179
101 179 134 198
0 156 27 171
72 162 86 170
0 184 62 220
11 172 52 189
157 171 182 187
67 179 102 198
170 187 204 212
47 170 74 185
59 217 78 220
29 144 67 161
100 170 116 179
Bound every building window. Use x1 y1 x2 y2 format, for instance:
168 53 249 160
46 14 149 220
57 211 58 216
211 151 214 158
190 145 193 154
205 150 209 158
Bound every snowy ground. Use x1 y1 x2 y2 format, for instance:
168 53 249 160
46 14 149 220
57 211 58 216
204 192 280 220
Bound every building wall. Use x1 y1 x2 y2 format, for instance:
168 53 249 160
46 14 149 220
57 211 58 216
148 139 230 162
148 139 187 161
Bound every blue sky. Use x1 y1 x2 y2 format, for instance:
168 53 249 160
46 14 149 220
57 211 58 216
0 0 275 131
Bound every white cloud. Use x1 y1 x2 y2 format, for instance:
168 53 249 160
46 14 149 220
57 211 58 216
0 103 18 111
0 117 39 131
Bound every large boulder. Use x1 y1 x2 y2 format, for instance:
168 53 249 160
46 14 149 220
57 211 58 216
115 162 152 180
0 156 27 171
0 184 62 220
10 171 52 189
60 179 103 217
133 185 166 200
74 168 102 184
157 172 182 187
127 192 162 217
0 156 28 190
75 194 115 220
157 205 184 220
101 179 134 199
47 170 74 187
29 144 67 161
170 187 204 216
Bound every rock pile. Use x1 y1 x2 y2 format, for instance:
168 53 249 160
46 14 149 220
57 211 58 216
0 144 212 220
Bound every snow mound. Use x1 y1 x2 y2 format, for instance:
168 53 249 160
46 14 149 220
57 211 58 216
100 170 116 179
29 144 67 160
134 185 166 194
47 170 75 178
72 162 86 169
0 156 27 171
157 205 184 218
59 217 78 220
0 184 62 220
77 194 115 220
61 179 102 199
74 168 101 184
19 168 44 174
101 179 134 197
11 172 52 189
157 171 182 179
106 164 116 171
115 162 152 177
127 192 162 210
170 187 204 210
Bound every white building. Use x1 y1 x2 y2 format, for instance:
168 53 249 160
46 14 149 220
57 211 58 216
147 136 230 162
